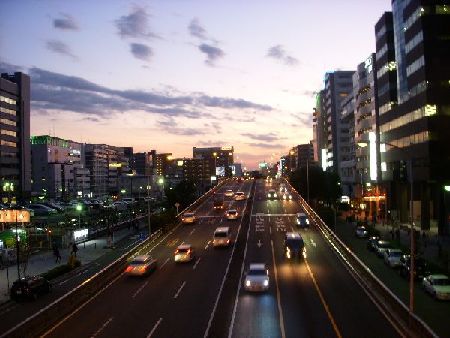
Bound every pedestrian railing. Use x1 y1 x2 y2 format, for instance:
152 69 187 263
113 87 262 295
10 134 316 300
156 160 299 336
283 178 438 338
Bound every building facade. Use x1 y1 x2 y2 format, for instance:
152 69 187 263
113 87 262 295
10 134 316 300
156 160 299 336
0 72 31 203
193 146 234 178
339 93 356 197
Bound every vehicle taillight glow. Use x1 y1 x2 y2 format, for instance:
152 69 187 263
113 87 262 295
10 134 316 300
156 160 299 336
125 266 133 272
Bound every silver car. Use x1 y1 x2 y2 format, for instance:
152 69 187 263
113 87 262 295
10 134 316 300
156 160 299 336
225 209 239 220
383 248 403 267
244 263 270 292
125 255 157 276
422 275 450 300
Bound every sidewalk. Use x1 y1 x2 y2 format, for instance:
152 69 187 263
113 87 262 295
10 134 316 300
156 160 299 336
0 227 135 304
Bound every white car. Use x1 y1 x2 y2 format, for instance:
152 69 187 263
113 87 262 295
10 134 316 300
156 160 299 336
125 255 157 276
174 244 195 263
213 227 232 247
225 209 239 220
234 192 246 201
374 240 392 258
224 190 234 197
181 212 196 224
355 226 369 238
422 274 450 300
383 248 403 267
244 263 270 292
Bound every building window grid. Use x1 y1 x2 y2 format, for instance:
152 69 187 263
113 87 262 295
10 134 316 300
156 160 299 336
0 96 17 105
406 55 425 77
0 107 17 116
0 130 16 137
386 131 429 150
0 118 16 126
380 104 437 134
405 31 423 54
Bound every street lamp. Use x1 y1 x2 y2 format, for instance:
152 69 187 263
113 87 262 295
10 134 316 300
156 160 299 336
147 178 152 237
76 204 83 228
358 139 415 314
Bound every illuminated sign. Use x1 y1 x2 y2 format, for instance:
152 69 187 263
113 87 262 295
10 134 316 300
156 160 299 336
321 149 327 171
177 160 184 166
221 146 233 151
0 209 31 223
259 162 268 169
74 228 89 241
109 163 122 168
70 149 81 156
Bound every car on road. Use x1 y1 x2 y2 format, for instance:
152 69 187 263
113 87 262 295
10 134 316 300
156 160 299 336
279 184 286 192
244 263 270 292
234 192 246 201
366 236 380 251
296 213 310 228
399 255 430 280
174 244 195 263
213 227 232 247
213 195 225 210
181 212 196 224
225 209 239 220
355 226 369 238
267 189 278 199
224 190 234 197
284 232 306 259
383 248 403 267
10 276 51 301
282 192 293 200
374 240 393 258
125 255 157 276
422 274 450 300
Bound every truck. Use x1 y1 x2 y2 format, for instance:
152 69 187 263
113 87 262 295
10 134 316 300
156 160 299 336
213 194 225 210
284 232 305 260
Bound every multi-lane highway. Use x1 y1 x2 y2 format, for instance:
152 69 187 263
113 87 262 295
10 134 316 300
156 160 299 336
39 179 401 338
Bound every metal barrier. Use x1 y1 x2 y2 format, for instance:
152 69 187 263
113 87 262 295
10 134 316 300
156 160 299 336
283 178 438 338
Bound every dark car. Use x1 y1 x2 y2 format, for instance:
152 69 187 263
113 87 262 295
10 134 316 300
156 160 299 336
367 236 380 251
399 255 430 280
10 276 51 301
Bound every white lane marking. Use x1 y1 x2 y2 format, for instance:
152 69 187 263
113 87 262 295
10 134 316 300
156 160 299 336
41 273 124 337
146 318 163 338
310 239 317 247
251 214 297 217
205 240 211 250
90 317 113 338
227 188 256 338
193 257 201 270
271 240 286 338
58 269 90 286
257 239 263 248
132 280 150 299
269 226 272 235
204 185 253 338
174 281 186 299
160 257 170 269
189 228 196 236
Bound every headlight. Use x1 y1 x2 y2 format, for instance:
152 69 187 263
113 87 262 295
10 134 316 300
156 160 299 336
306 219 310 224
286 251 291 259
289 195 292 200
267 194 270 198
274 193 277 197
245 280 251 287
263 279 269 286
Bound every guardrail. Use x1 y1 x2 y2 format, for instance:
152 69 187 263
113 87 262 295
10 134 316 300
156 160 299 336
1 179 231 338
283 178 438 338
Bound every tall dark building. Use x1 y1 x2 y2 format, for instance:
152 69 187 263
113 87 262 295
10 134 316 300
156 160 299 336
133 152 153 176
379 1 450 233
193 146 234 177
0 72 31 203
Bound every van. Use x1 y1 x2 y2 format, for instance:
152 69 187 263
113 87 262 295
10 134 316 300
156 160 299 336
213 227 232 247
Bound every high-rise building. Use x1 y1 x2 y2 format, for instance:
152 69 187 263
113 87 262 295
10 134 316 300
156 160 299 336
133 152 153 176
339 93 356 197
0 72 31 203
323 71 354 173
313 90 327 170
378 1 450 233
193 146 234 177
31 135 89 199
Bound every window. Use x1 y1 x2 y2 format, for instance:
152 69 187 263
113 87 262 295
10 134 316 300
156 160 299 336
0 140 17 147
405 31 423 54
436 5 450 14
406 56 425 77
0 107 17 116
0 118 16 126
0 96 16 105
1 130 16 137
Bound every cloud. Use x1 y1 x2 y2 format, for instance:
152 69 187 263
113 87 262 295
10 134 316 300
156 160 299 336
247 142 286 149
46 40 78 60
198 43 225 66
242 132 284 142
115 6 158 40
130 43 153 61
291 113 312 127
16 64 272 120
53 13 79 31
266 45 299 66
188 18 207 40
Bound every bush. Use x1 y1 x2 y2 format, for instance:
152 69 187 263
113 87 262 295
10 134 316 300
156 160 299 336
41 259 81 280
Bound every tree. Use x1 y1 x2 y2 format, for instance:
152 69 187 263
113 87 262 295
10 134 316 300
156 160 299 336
289 166 341 204
164 180 197 210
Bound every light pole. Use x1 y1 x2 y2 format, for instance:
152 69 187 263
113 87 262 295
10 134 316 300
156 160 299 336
147 177 151 237
358 139 415 313
76 204 82 228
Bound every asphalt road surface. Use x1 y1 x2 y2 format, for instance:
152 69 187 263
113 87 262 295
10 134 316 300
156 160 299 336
39 179 401 338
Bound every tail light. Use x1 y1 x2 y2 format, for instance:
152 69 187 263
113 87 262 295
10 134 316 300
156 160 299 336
125 266 133 272
227 240 230 244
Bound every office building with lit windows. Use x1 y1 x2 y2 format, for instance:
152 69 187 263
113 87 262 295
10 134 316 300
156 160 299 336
378 1 450 233
0 72 31 203
193 146 234 177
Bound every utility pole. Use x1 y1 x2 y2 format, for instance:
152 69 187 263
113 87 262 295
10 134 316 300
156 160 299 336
306 158 310 203
409 158 415 314
147 176 151 237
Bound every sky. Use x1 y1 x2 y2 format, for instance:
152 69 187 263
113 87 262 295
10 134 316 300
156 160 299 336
0 0 391 169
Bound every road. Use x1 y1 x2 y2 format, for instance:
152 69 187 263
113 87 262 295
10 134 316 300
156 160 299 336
39 179 401 338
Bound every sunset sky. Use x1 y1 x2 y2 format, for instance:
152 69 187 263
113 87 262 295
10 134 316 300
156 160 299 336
0 0 390 169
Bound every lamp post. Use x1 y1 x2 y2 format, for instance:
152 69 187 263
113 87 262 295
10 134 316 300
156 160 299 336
358 139 415 314
147 177 152 237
